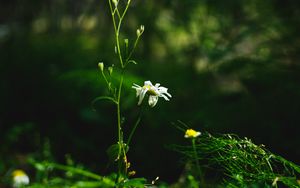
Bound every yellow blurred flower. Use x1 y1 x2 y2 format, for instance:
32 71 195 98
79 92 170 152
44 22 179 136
185 129 201 138
12 169 29 188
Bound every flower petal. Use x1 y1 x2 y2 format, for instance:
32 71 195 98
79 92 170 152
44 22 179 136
138 87 148 105
132 83 141 89
144 81 153 86
148 95 159 107
132 84 142 97
158 87 172 97
135 88 142 97
160 93 170 101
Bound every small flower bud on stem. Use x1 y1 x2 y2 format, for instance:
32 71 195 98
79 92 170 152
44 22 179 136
98 62 104 72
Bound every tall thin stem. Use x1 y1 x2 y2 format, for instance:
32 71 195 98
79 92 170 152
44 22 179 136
115 72 124 184
107 0 133 184
108 0 123 67
192 138 205 187
117 74 124 145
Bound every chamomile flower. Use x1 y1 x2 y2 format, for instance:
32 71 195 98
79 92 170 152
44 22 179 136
185 129 201 138
12 169 29 188
132 81 171 107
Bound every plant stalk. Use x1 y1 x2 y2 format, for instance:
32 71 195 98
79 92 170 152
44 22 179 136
192 138 205 187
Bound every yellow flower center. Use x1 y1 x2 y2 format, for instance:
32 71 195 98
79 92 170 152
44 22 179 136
12 170 26 177
143 85 158 96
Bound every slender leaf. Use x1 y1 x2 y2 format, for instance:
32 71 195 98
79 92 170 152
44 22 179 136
92 96 118 106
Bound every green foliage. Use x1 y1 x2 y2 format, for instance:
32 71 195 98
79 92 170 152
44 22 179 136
29 159 115 187
118 178 146 188
171 132 300 187
27 157 157 188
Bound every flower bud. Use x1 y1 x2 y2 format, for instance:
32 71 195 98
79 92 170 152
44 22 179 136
98 62 104 72
108 66 113 75
136 25 145 37
124 38 129 47
140 25 144 33
112 0 118 6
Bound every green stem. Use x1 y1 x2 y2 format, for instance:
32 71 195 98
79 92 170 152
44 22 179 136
46 162 103 181
108 0 132 184
192 138 205 187
100 69 113 92
116 72 124 183
117 75 123 144
108 0 123 67
126 106 143 146
109 0 132 68
124 36 140 67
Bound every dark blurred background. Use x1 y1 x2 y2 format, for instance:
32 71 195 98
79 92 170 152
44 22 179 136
1 0 300 183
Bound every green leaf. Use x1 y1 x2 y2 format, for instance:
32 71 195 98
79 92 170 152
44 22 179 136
43 162 103 181
128 60 138 65
119 178 147 188
92 96 117 106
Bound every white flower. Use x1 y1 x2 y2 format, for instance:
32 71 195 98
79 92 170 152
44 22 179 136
12 170 30 188
132 81 171 107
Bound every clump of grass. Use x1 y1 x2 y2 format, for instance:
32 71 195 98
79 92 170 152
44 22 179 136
171 132 300 187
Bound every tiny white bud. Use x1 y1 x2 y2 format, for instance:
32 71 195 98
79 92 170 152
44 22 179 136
151 176 159 184
140 25 144 32
112 0 118 6
98 62 104 72
136 25 145 37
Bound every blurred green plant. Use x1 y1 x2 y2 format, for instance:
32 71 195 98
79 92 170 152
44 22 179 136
26 139 148 188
